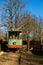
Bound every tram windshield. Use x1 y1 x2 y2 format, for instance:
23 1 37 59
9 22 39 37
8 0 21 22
8 31 22 39
8 31 22 45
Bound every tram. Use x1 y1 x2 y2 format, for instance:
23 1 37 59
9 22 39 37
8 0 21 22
7 30 22 49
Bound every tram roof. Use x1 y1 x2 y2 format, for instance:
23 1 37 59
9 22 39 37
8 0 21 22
8 28 22 32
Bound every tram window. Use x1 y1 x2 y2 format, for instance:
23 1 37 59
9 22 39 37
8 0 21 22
13 35 15 39
8 31 22 39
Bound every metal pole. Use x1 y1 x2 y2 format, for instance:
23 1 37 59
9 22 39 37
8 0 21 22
27 34 28 51
27 32 29 51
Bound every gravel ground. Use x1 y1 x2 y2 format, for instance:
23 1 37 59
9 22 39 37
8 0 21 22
0 52 19 65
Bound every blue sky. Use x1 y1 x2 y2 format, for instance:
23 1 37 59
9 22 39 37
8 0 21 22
0 0 43 17
27 0 43 17
0 0 43 32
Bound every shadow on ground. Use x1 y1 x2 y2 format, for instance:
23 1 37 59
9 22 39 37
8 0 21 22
31 50 43 56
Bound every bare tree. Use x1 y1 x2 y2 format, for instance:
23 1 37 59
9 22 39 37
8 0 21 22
1 0 27 31
38 17 43 41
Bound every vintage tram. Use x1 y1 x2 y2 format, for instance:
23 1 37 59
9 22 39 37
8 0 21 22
7 30 22 49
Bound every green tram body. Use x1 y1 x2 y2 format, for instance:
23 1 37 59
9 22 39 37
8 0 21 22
7 31 22 49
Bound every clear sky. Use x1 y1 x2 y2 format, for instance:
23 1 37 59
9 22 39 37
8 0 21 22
0 0 43 17
27 0 43 17
0 0 43 32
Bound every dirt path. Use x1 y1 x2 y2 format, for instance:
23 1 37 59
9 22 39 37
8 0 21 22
0 52 19 65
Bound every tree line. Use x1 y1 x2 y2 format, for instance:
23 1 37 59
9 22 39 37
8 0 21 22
0 0 43 40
